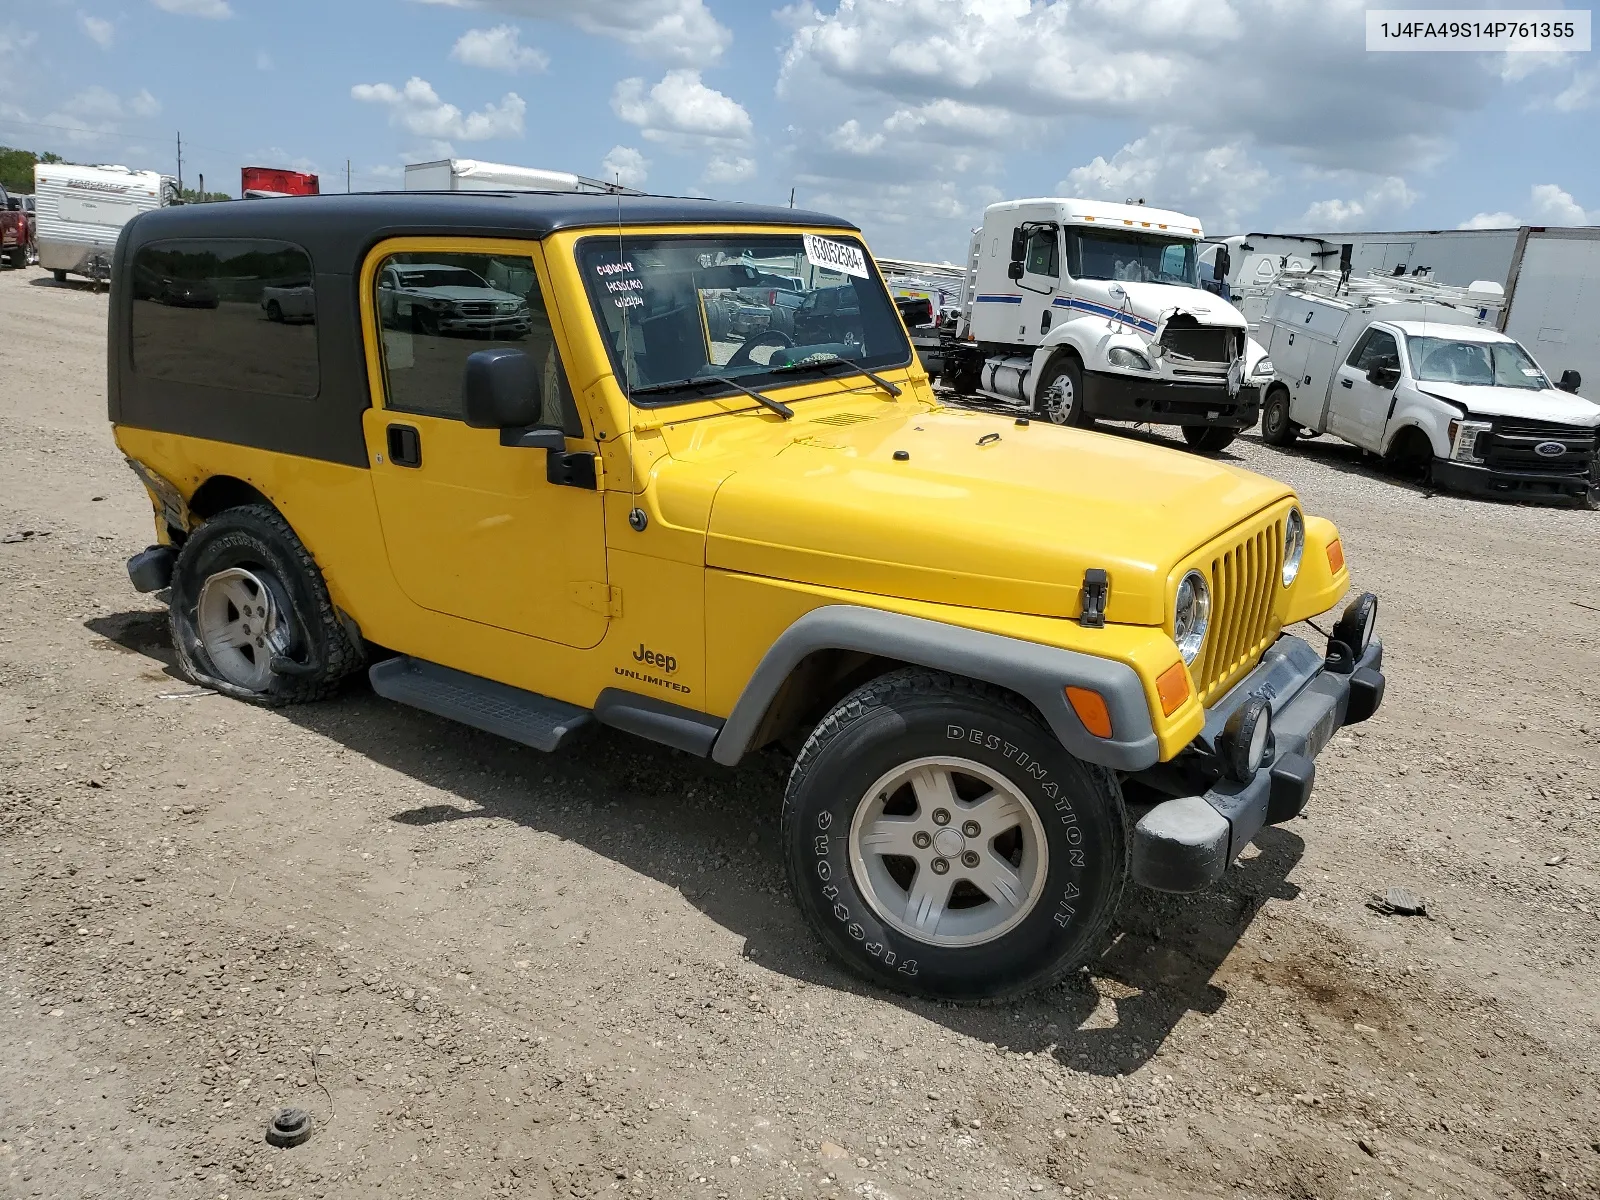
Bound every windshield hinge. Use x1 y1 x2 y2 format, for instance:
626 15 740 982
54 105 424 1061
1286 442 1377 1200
569 582 623 618
1078 568 1109 629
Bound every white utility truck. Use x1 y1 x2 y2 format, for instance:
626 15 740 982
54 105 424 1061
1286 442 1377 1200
941 198 1274 452
402 159 635 194
1256 269 1599 506
34 162 174 282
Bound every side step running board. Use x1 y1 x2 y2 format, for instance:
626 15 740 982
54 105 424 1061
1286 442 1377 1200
369 656 591 753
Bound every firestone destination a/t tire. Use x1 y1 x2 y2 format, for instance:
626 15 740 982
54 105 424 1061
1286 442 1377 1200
781 669 1126 1003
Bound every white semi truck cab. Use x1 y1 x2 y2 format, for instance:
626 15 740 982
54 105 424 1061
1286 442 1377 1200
942 198 1275 452
1256 270 1599 506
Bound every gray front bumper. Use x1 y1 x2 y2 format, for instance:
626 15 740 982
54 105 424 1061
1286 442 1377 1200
1130 633 1386 893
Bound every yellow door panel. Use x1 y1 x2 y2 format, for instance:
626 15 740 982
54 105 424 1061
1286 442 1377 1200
359 238 610 650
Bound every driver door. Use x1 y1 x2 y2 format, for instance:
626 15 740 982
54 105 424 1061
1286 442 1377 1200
1329 326 1401 451
360 238 610 650
1016 223 1061 341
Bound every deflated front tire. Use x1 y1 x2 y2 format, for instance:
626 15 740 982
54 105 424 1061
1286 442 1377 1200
781 668 1126 1003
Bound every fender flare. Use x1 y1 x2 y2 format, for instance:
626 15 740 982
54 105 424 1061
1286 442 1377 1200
710 604 1160 771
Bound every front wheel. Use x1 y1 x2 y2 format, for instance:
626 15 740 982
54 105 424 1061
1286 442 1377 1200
5 247 24 268
782 669 1126 1003
1182 425 1238 453
1034 357 1093 427
266 300 284 322
1260 387 1297 447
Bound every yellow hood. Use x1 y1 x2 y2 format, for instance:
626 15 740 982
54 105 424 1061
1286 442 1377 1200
662 402 1291 626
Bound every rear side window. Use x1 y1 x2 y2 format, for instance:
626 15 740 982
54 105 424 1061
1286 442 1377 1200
130 239 318 398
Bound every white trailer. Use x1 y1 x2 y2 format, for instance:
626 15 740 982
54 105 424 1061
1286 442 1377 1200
402 159 635 194
1254 268 1598 506
941 198 1273 452
34 163 174 282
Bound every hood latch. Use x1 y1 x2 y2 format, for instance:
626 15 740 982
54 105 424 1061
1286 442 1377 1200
1079 568 1109 628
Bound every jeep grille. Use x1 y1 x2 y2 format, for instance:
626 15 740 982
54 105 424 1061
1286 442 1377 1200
1188 514 1286 706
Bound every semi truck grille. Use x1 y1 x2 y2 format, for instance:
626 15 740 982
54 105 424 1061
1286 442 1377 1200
1158 325 1239 364
1189 515 1286 706
1480 418 1597 477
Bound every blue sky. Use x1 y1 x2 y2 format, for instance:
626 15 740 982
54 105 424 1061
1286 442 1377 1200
2 0 1597 261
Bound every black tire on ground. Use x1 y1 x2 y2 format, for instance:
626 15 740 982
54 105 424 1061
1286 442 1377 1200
5 247 24 268
782 668 1127 1003
53 269 68 282
266 300 284 322
414 309 439 337
1381 426 1433 482
1034 356 1093 427
167 504 364 707
1260 386 1297 447
1182 425 1238 453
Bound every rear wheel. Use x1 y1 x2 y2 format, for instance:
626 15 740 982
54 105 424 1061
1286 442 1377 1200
266 299 284 322
168 504 364 706
1035 357 1092 427
1260 386 1297 447
782 669 1126 1003
1182 425 1238 453
52 269 67 283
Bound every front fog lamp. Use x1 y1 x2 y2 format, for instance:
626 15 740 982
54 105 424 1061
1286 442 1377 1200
1332 592 1378 657
1173 569 1211 664
1282 508 1305 587
1221 696 1274 783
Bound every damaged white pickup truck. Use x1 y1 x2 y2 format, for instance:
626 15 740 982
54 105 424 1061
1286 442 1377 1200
941 198 1274 452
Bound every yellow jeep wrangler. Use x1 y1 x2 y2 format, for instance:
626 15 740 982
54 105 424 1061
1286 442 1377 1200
109 192 1385 1002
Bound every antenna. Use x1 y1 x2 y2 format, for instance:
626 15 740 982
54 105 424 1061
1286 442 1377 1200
176 131 183 193
788 186 795 209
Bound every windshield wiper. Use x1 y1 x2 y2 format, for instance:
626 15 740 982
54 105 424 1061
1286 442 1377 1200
770 355 902 397
628 374 793 419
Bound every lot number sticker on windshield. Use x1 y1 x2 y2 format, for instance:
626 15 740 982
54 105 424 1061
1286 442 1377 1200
803 234 869 279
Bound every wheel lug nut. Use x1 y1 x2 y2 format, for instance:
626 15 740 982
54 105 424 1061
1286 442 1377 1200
961 850 980 868
930 858 950 875
962 821 981 838
912 831 932 849
932 808 950 826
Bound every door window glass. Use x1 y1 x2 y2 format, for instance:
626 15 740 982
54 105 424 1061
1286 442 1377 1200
375 250 581 434
1023 227 1059 278
130 238 317 397
1347 328 1398 370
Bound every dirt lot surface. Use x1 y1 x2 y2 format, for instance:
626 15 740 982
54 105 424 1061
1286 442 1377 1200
2 264 1598 1200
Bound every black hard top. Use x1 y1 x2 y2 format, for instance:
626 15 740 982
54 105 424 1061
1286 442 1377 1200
123 190 858 274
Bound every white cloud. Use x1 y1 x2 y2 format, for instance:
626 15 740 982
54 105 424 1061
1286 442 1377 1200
1299 176 1418 230
352 77 525 142
1552 67 1599 111
450 25 548 73
703 152 755 184
600 145 648 189
256 50 273 70
79 14 114 48
1061 127 1274 232
38 88 162 145
612 69 751 142
1458 211 1520 230
1529 183 1596 224
412 0 729 66
150 0 232 17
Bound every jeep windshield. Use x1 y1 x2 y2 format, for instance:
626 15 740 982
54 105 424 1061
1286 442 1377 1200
577 233 911 405
1406 334 1548 390
1066 228 1199 287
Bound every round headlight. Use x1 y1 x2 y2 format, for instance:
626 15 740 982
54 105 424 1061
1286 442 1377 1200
1282 508 1305 587
1174 569 1211 664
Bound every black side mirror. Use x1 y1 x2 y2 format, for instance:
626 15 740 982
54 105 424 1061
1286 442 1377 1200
1558 368 1581 393
1367 354 1401 387
1009 228 1027 260
462 348 561 447
1006 260 1024 280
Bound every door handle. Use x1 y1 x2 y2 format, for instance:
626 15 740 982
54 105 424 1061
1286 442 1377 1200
386 423 422 468
1340 378 1354 389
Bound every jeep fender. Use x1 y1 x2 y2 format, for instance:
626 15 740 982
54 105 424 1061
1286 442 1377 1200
711 605 1159 771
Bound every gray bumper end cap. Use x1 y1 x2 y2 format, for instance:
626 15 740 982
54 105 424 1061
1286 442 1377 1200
1131 794 1231 894
1345 666 1385 725
127 544 176 594
1266 752 1315 824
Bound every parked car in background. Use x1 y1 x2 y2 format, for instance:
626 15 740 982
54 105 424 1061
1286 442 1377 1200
377 260 531 337
0 182 28 267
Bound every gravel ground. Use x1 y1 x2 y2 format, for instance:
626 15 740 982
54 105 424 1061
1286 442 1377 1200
2 263 1598 1200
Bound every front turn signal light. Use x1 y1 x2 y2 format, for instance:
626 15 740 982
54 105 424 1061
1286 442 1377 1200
1326 538 1345 575
1156 661 1191 716
1065 687 1112 738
